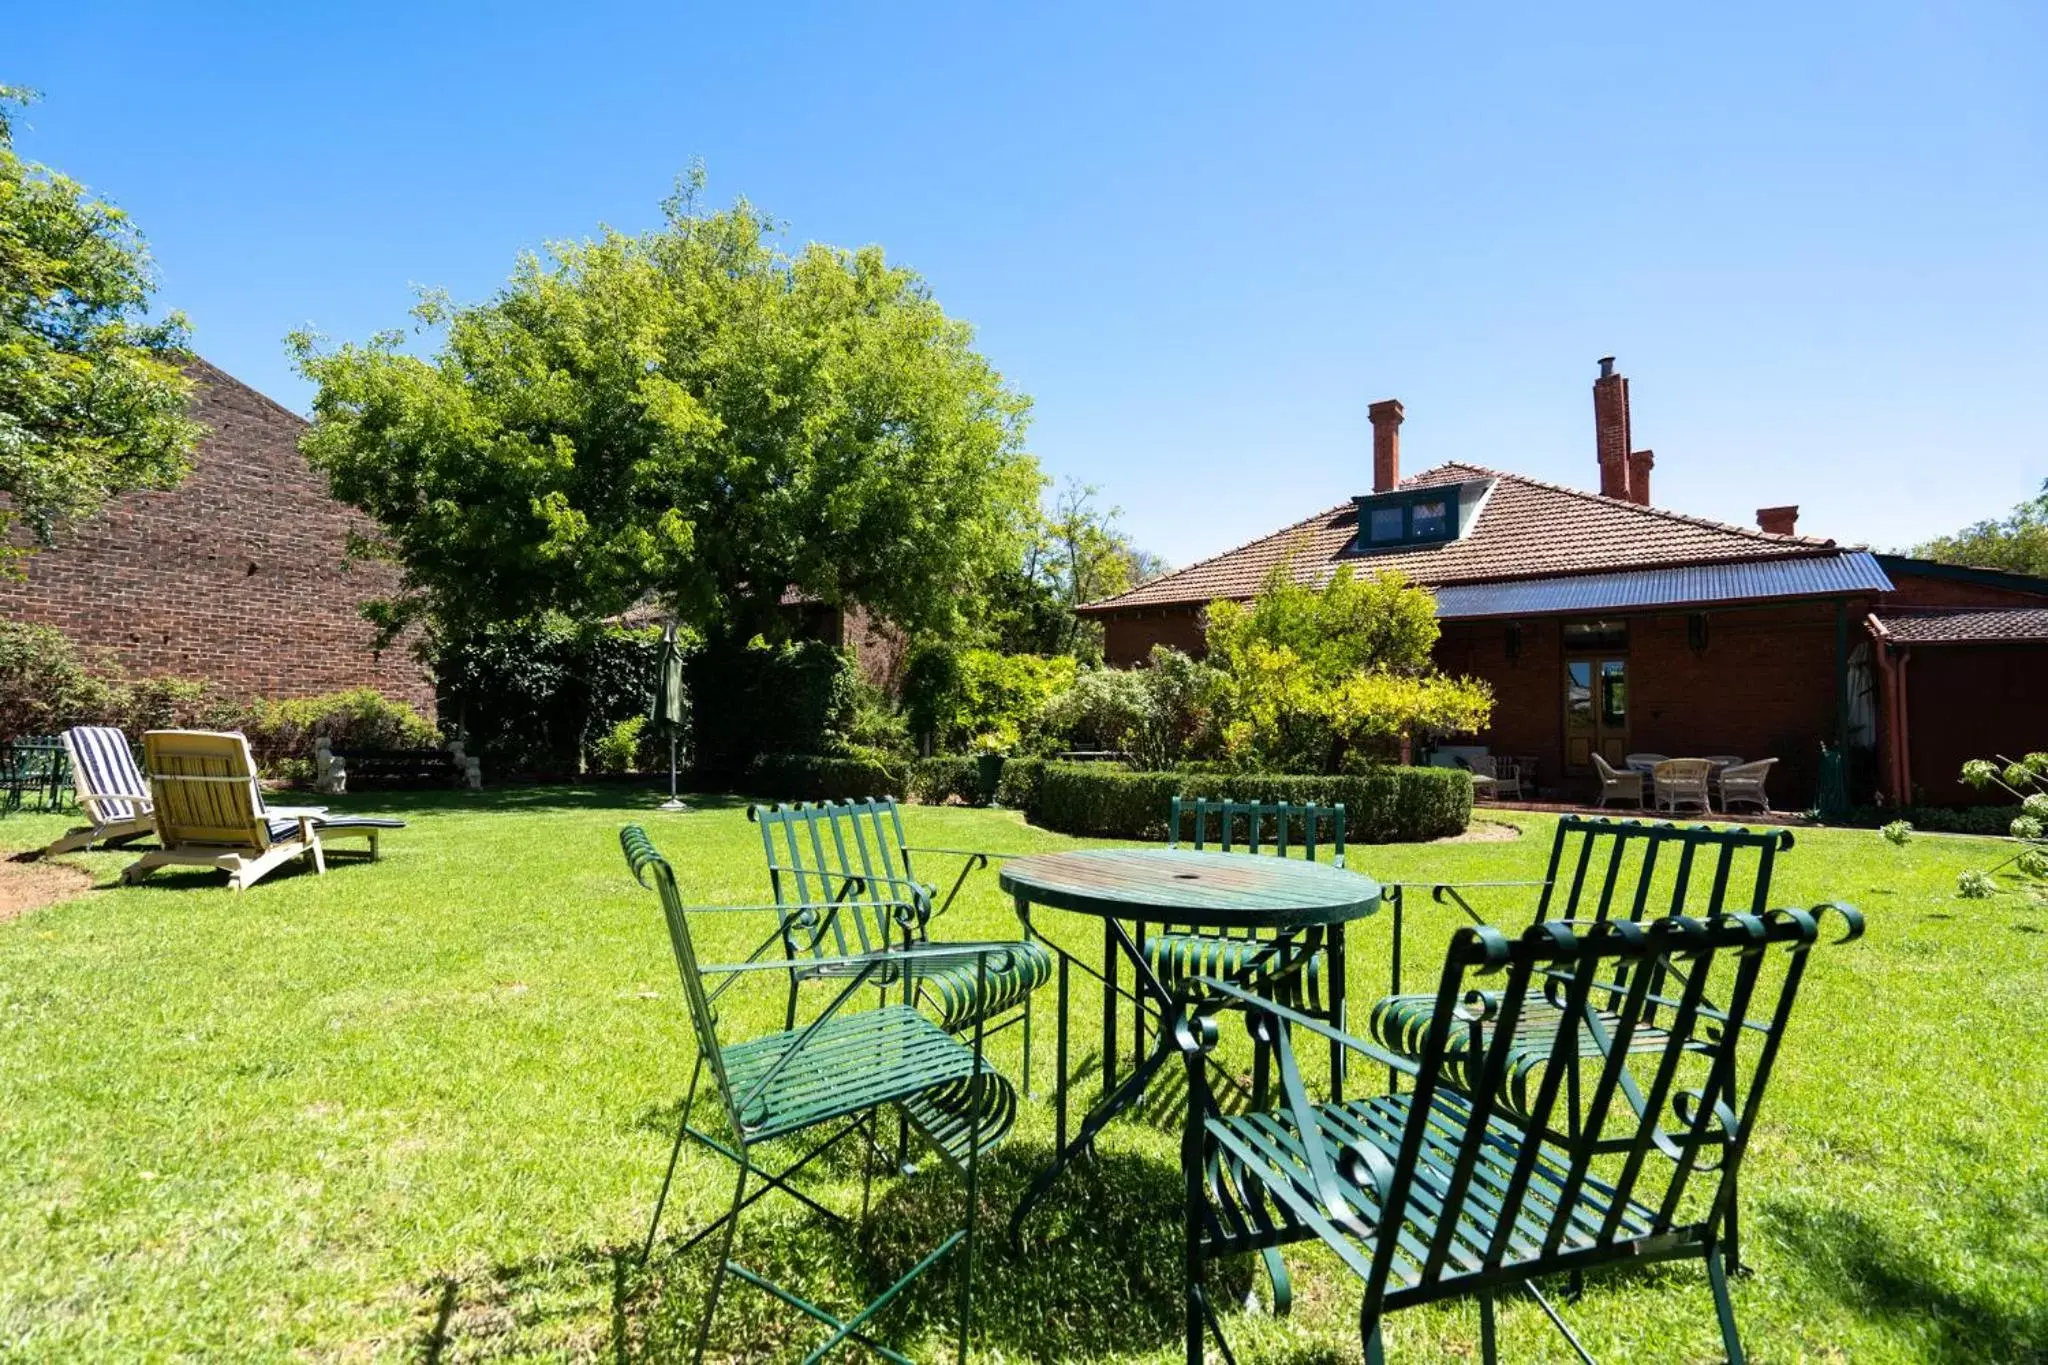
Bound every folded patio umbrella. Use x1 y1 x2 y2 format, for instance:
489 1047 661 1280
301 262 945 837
650 624 688 812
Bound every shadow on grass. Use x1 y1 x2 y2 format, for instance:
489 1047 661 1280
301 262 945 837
1763 1182 2048 1363
414 1140 1241 1362
306 785 756 818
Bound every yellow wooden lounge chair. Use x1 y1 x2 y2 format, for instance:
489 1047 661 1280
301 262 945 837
120 731 402 891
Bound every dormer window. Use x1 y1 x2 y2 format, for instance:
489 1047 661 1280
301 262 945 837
1409 497 1449 539
1353 487 1463 550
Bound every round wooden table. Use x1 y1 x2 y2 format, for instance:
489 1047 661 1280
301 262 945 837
1001 848 1380 1248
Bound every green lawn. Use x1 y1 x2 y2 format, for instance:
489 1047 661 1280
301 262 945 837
1 792 2043 1362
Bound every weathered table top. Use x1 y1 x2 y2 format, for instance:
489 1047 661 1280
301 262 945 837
1000 848 1380 930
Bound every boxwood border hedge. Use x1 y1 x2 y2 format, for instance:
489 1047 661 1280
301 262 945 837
1023 762 1473 843
743 754 1471 845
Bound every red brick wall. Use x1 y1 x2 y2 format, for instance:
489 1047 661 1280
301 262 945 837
1882 567 2048 608
1110 597 1859 805
1438 600 1858 804
1098 607 1207 666
0 358 433 710
1898 644 2048 805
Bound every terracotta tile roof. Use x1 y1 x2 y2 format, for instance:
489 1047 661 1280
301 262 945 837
1081 463 1843 613
1872 608 2048 645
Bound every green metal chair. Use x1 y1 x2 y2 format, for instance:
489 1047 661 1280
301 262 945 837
1 736 71 815
622 824 1021 1364
1133 797 1352 1104
1180 904 1864 1364
1371 816 1794 1272
749 799 1052 1040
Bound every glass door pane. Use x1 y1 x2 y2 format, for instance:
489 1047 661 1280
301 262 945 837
1564 660 1594 770
1597 659 1628 765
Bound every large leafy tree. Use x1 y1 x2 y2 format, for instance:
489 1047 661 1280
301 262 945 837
0 86 201 571
986 479 1166 658
292 174 1041 645
1205 564 1492 772
1912 480 2048 577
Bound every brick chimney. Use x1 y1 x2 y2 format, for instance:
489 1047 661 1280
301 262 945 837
1592 356 1632 501
1368 398 1404 493
1757 505 1799 535
1627 449 1654 506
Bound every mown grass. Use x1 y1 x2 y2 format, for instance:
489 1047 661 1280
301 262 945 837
1 790 2043 1362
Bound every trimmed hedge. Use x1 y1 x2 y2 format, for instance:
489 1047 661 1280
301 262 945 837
908 755 977 804
1834 803 2025 837
908 755 1046 808
743 752 910 802
1025 762 1473 843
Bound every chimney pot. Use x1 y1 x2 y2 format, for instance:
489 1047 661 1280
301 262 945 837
1592 358 1632 500
1757 505 1800 536
1627 449 1654 506
1368 398 1404 493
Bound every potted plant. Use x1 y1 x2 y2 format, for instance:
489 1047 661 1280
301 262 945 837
973 732 1009 807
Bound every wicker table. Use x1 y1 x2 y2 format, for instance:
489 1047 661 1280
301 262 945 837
1000 848 1380 1245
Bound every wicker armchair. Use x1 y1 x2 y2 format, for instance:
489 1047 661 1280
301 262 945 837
1652 757 1715 813
1592 752 1644 808
1719 757 1778 812
1466 754 1525 800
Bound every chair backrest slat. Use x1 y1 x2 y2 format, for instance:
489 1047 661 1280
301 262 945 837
142 730 269 850
749 800 929 962
1536 817 1794 927
64 726 148 823
1165 797 1346 943
1169 797 1346 870
1374 906 1856 1302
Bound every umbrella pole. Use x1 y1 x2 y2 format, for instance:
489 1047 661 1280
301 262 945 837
659 733 688 812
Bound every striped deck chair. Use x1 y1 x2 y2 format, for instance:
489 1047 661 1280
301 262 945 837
46 727 157 855
120 731 404 891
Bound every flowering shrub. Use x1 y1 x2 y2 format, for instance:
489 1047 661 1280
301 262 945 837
1205 565 1492 772
1890 752 2048 900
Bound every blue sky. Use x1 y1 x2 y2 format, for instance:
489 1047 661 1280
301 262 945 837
10 2 2045 566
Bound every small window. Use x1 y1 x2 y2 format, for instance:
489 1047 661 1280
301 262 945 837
1600 659 1628 724
1352 487 1464 550
1563 619 1630 651
1368 506 1406 544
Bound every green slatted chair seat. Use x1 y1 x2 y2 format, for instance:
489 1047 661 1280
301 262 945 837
1204 1090 1658 1294
1143 931 1323 1003
914 943 1053 1031
723 1004 1013 1155
1368 989 1677 1121
1182 909 1863 1364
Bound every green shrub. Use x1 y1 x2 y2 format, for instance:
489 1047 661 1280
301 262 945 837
903 644 1076 753
0 622 115 739
1026 765 1185 839
590 715 648 774
910 755 978 804
1038 667 1150 753
744 751 909 802
1837 804 2024 836
997 756 1046 810
438 616 665 775
117 676 231 735
1024 762 1472 843
691 638 856 780
906 754 1044 807
242 689 439 774
838 675 913 758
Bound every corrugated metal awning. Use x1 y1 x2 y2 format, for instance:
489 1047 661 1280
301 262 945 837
1431 551 1894 620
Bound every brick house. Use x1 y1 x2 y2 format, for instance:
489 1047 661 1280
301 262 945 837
0 358 433 711
1078 359 2048 807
